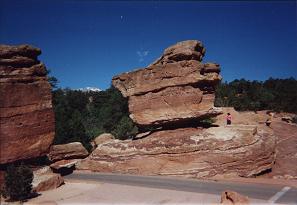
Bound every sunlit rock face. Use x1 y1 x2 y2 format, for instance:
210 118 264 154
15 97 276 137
78 40 276 178
112 40 222 127
77 126 276 178
0 44 55 164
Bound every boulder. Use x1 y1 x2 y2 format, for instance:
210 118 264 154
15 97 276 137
93 133 115 146
0 44 55 164
50 159 81 171
32 166 64 192
48 142 89 162
221 190 250 205
77 125 276 178
112 40 222 126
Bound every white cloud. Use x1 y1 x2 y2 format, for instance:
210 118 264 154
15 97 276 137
136 50 149 62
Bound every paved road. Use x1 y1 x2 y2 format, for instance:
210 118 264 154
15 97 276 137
65 172 297 204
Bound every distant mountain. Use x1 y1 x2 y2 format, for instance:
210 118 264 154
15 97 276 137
77 87 101 92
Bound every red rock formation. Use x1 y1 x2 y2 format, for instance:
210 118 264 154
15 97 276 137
77 126 275 178
112 40 222 126
270 120 297 179
0 44 54 164
78 40 276 178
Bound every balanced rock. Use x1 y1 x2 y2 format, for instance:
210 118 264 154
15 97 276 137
112 40 222 126
77 126 275 177
78 40 276 178
0 44 55 164
48 142 89 162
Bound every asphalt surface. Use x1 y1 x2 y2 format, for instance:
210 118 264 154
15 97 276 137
65 172 297 204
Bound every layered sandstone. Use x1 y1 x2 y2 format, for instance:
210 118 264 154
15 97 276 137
0 44 54 164
112 40 222 126
77 126 275 178
270 120 297 179
48 142 89 162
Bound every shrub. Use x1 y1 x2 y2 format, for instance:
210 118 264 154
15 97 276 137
2 163 33 201
200 117 217 125
112 116 138 140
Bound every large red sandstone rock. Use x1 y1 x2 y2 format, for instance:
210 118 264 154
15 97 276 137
129 86 220 126
77 125 276 178
0 44 55 164
112 60 220 97
112 40 222 126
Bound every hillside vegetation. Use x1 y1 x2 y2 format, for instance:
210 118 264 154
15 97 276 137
52 77 297 148
215 77 297 113
52 86 138 150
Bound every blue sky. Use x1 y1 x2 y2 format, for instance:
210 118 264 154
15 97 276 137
1 0 296 90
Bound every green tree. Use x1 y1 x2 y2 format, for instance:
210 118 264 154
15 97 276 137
45 69 59 89
52 85 138 148
2 164 33 201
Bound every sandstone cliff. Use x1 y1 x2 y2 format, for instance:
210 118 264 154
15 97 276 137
78 40 276 178
0 45 55 164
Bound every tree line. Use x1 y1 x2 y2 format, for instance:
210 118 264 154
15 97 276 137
52 86 138 150
51 77 297 149
215 77 297 114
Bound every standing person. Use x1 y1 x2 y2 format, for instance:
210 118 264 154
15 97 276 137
226 113 232 125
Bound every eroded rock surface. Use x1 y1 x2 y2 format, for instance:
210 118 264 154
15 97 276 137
112 40 222 126
93 133 115 147
270 121 297 179
0 44 55 164
48 142 89 162
77 126 275 178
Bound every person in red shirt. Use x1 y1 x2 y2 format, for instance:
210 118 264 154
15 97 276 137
226 113 232 125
